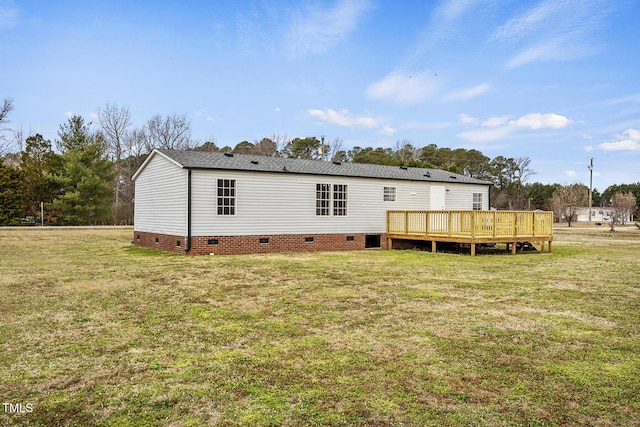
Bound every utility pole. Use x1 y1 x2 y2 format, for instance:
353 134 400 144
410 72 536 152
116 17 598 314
588 158 594 225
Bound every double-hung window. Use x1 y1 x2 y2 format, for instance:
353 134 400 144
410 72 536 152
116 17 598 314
333 184 348 216
316 184 331 216
217 179 236 215
316 183 348 216
384 186 396 201
472 192 482 210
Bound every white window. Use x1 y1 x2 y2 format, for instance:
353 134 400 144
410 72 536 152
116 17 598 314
217 179 236 215
333 184 348 216
316 184 331 216
384 186 396 201
316 183 348 216
473 193 482 210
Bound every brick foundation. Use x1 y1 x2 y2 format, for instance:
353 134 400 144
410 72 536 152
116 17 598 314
133 231 388 255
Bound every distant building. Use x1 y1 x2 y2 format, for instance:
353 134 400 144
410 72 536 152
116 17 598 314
575 207 633 223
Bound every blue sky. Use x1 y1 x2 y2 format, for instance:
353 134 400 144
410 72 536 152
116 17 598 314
1 0 639 191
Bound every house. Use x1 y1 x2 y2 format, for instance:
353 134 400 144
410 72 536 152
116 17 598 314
132 149 492 255
575 207 633 223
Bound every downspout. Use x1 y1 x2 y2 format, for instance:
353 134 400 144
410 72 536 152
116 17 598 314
186 168 192 254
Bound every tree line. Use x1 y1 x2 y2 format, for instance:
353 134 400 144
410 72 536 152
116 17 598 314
0 99 638 226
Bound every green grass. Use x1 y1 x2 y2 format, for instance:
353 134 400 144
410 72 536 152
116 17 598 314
1 227 639 426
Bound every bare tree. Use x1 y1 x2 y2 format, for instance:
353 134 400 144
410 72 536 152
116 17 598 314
12 125 24 153
0 97 15 157
393 139 416 163
97 103 132 223
98 103 132 161
253 137 278 156
266 133 290 156
114 127 149 224
146 113 192 151
550 183 589 226
328 137 344 162
608 192 637 231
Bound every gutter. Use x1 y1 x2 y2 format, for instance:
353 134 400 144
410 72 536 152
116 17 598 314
186 168 192 254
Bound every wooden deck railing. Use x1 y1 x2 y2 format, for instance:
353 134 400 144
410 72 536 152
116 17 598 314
387 210 554 239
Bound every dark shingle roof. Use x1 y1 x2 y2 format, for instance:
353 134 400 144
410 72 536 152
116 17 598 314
156 149 491 185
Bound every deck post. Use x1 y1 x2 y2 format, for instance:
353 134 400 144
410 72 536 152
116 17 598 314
471 211 476 238
388 238 393 250
425 211 429 237
493 211 497 237
432 240 437 253
548 240 552 253
386 212 390 235
511 242 517 255
470 243 476 256
532 211 537 236
404 211 409 234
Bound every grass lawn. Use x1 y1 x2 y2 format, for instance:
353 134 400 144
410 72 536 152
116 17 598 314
1 227 639 426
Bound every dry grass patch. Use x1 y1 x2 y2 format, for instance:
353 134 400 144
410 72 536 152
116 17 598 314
1 227 639 426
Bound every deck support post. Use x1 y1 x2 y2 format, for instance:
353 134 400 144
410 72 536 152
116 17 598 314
431 240 437 253
470 243 476 256
548 240 552 253
511 242 517 255
388 238 393 250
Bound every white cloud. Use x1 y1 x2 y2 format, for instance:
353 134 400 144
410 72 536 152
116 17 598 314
378 125 396 136
458 113 480 125
457 112 572 143
411 0 480 58
505 40 563 69
444 83 490 101
564 170 577 177
286 0 373 57
490 0 562 43
457 127 513 143
274 107 281 112
509 113 571 130
64 111 73 119
206 117 215 122
482 116 509 128
308 108 377 129
584 145 593 152
598 129 640 151
492 0 614 69
366 71 439 106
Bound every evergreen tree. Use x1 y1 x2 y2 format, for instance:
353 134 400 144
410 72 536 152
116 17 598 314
19 134 61 221
0 163 23 225
50 116 115 225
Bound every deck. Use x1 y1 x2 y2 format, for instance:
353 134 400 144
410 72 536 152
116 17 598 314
386 210 554 255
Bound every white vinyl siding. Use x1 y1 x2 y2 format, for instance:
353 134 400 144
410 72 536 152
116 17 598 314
133 153 187 235
441 184 490 210
190 170 489 236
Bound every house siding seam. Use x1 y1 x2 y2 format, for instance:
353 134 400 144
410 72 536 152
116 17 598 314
133 231 388 255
